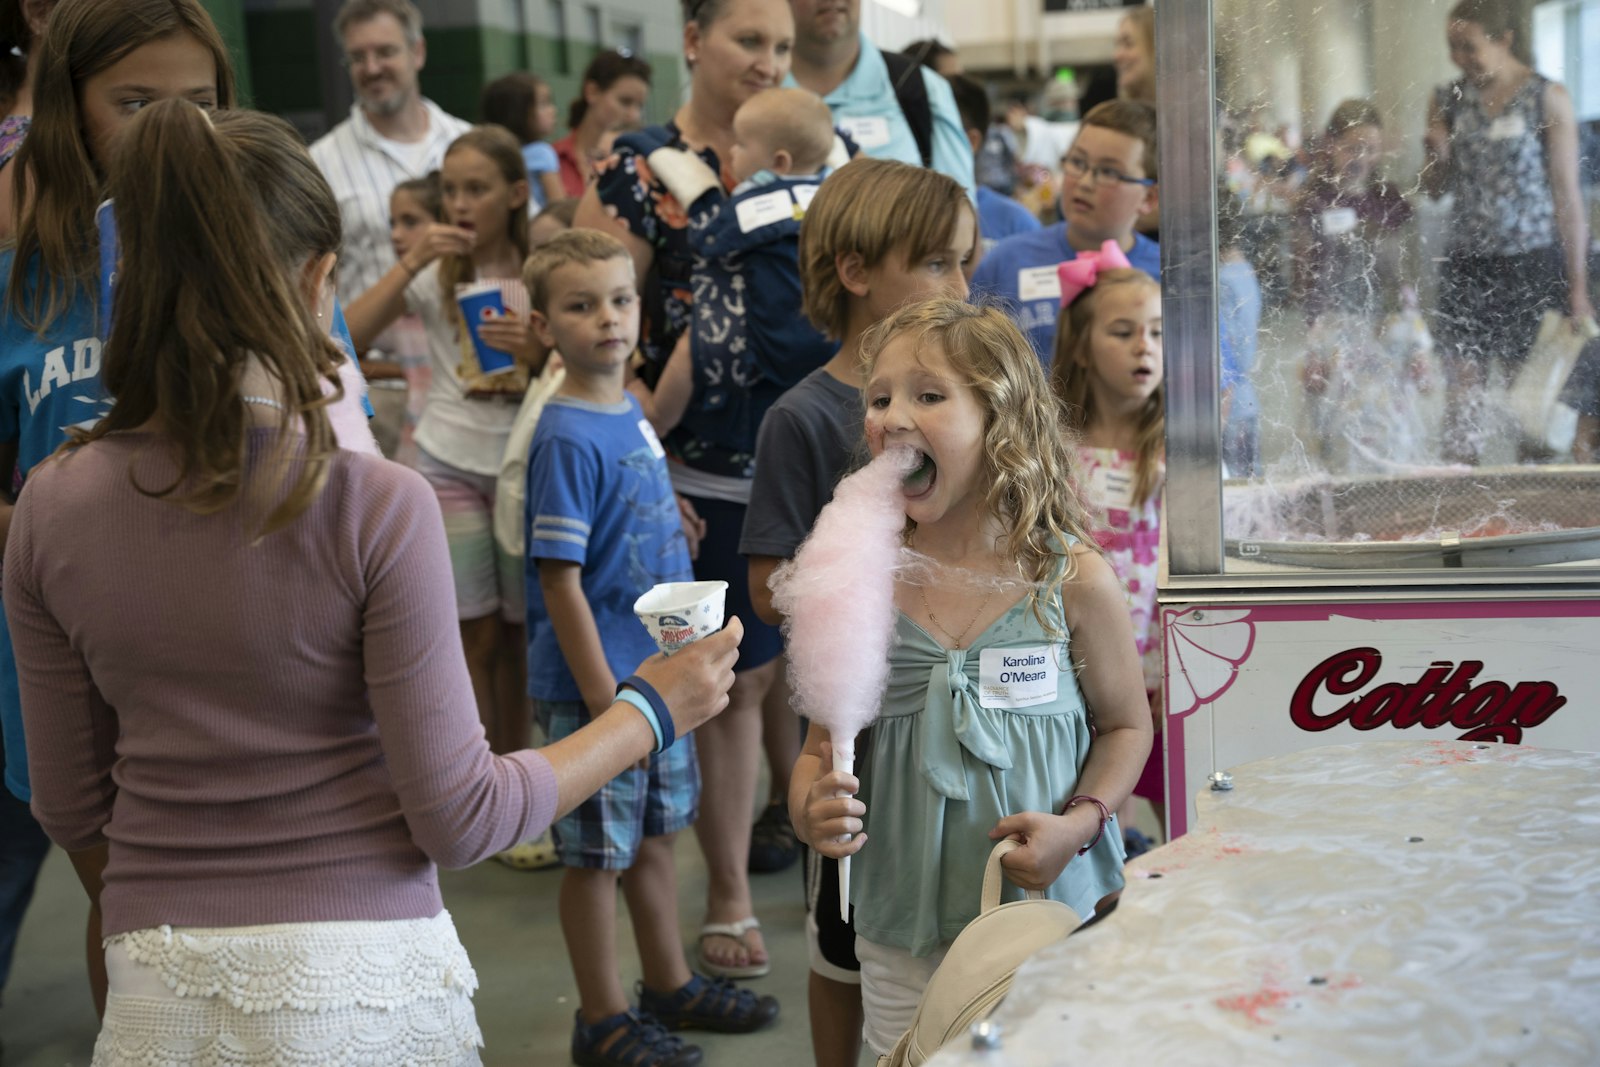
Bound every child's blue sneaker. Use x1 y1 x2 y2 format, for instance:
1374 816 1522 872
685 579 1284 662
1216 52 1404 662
636 975 780 1034
570 1009 702 1067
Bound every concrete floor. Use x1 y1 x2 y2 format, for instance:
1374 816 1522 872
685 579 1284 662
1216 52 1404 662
0 831 850 1066
1 796 1162 1067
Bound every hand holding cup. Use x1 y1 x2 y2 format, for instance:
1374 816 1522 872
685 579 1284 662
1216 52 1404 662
628 617 744 739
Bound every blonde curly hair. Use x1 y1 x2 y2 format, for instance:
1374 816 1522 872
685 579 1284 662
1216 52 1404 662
859 299 1099 635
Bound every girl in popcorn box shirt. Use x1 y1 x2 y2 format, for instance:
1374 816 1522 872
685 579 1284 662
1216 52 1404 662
347 125 541 759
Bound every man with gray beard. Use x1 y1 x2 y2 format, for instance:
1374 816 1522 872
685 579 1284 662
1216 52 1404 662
309 0 468 451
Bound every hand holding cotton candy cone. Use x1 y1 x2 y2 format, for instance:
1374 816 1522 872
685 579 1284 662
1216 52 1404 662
771 445 915 921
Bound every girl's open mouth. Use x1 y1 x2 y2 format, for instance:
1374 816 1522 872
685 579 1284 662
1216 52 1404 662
903 450 937 499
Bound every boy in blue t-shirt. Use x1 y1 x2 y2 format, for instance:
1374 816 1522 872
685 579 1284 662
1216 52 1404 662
971 99 1161 365
521 230 777 1064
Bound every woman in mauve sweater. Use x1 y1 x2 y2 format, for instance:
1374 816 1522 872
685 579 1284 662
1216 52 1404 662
3 101 741 1066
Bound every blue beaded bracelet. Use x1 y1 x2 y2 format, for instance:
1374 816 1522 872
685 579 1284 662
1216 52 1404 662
618 674 675 752
613 689 664 752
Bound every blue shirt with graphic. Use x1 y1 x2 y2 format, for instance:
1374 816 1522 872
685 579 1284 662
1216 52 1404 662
971 223 1161 366
0 249 109 800
524 395 692 703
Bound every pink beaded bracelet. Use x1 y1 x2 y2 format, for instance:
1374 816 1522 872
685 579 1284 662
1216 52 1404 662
1064 794 1111 855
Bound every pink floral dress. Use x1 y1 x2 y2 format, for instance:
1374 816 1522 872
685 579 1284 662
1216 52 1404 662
1077 447 1162 691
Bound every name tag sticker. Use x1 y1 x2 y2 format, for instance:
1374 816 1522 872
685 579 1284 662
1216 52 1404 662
1320 206 1358 237
1489 113 1528 140
792 183 820 213
1018 265 1063 304
1089 465 1137 512
840 116 891 148
638 418 666 459
979 646 1060 709
735 190 795 233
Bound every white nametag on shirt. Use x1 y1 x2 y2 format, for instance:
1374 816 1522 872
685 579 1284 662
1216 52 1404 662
979 646 1060 709
1089 464 1137 512
792 183 820 214
1018 265 1063 303
638 418 666 459
735 189 795 233
1488 113 1528 140
839 116 892 148
1320 206 1358 237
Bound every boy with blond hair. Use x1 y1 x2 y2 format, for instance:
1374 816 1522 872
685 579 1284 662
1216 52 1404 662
522 229 778 1066
971 98 1161 364
737 157 978 1067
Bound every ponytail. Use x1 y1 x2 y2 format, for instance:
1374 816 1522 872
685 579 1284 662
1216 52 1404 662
78 99 339 536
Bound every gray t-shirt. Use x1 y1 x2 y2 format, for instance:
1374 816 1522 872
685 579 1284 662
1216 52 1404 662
739 368 864 560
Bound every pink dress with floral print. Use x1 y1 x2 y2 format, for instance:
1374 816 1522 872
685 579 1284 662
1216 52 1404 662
1078 446 1165 801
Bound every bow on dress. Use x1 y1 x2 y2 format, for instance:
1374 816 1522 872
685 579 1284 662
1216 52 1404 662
916 647 1014 801
1058 239 1133 307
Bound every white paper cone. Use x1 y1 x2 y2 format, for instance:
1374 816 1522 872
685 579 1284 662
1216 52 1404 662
837 753 853 924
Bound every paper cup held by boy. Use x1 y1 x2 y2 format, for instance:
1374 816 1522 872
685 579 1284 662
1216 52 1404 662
456 281 516 374
633 581 728 654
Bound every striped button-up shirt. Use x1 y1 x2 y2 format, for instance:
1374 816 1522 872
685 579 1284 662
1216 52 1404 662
309 99 472 304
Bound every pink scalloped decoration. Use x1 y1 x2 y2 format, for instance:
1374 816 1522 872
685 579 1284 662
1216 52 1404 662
1165 608 1256 717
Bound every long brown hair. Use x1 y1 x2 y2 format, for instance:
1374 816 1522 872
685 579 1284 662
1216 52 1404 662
438 125 530 325
860 299 1098 636
74 101 343 536
1051 268 1165 507
5 0 235 333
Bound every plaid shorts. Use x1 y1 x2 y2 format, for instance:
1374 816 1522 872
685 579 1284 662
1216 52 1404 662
533 699 699 870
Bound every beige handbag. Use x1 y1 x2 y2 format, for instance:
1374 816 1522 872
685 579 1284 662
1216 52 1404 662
880 839 1083 1067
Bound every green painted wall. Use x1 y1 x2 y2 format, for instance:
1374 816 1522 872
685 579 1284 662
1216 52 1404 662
245 8 320 115
201 0 253 104
242 12 681 134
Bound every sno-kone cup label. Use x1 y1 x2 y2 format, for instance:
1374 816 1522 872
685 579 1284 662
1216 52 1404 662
633 581 728 655
455 281 515 374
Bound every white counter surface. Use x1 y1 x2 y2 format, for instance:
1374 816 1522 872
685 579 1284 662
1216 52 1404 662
931 740 1600 1066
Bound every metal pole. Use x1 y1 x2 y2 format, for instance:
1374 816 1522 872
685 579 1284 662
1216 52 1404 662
1155 0 1223 577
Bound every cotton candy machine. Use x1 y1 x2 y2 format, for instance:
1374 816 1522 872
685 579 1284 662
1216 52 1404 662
1223 466 1600 569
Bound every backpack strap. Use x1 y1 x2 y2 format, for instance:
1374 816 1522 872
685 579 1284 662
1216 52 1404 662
982 838 1046 912
880 49 935 168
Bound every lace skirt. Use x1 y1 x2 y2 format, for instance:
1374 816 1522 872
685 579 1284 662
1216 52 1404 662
94 910 483 1067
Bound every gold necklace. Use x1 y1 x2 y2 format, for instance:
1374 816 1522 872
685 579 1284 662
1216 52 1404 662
918 582 996 649
908 532 998 648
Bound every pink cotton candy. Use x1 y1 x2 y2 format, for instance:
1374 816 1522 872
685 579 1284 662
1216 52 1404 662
770 445 915 763
326 352 382 456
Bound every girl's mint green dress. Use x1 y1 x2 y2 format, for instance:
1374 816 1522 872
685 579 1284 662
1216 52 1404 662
854 570 1127 956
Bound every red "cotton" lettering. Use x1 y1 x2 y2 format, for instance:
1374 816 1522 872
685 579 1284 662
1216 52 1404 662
1288 647 1567 744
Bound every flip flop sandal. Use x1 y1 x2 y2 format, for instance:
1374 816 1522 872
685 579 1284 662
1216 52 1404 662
495 834 560 871
694 917 770 979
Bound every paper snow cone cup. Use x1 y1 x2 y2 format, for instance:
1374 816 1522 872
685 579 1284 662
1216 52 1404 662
455 281 515 374
633 581 728 655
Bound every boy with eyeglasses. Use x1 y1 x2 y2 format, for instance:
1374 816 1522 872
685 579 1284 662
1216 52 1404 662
971 99 1160 366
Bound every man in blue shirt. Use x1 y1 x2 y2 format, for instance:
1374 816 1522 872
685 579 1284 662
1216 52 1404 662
971 99 1160 365
785 0 974 195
